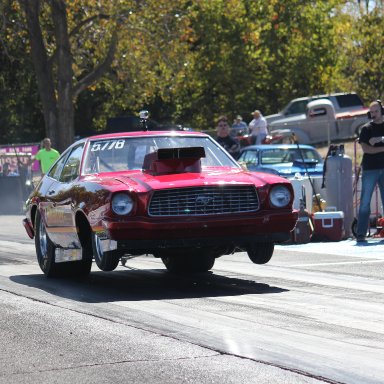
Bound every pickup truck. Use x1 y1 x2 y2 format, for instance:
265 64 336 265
268 98 369 145
265 92 365 125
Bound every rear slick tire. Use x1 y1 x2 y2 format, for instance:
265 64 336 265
35 210 63 277
35 210 93 278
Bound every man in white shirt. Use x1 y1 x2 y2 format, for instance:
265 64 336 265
249 110 268 144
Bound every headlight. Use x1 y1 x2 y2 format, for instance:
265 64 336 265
111 193 134 215
269 185 291 208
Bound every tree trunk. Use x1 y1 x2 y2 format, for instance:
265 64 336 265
51 0 74 152
19 0 59 147
19 0 118 153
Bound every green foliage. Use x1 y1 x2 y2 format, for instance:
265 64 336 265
0 0 44 144
343 5 384 101
1 0 383 145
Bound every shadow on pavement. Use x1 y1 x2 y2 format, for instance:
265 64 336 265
10 267 288 303
354 239 384 246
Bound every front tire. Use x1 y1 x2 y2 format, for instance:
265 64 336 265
92 232 120 271
247 242 274 264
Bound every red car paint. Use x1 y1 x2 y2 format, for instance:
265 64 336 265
24 130 298 275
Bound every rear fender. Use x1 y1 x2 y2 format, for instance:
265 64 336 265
22 218 34 239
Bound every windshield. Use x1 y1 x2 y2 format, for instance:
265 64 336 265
239 148 323 166
82 135 239 174
260 148 322 165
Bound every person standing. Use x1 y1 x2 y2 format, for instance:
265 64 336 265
249 110 268 144
215 115 240 159
231 115 248 136
356 100 384 242
32 138 60 175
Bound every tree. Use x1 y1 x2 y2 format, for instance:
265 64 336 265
0 0 44 144
3 0 384 145
340 3 384 101
162 0 346 128
17 0 118 152
89 0 197 129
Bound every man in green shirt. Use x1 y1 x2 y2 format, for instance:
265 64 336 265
33 138 60 174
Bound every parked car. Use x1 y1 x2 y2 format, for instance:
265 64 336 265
237 129 295 148
237 144 324 178
23 129 298 277
265 92 366 125
268 99 369 145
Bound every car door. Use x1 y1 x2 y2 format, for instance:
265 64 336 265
306 105 336 143
43 144 85 248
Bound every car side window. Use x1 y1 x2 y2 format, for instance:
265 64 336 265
48 154 68 180
285 100 309 115
309 107 327 117
59 144 84 183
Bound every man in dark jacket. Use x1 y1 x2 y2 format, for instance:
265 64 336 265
215 115 240 159
356 100 384 242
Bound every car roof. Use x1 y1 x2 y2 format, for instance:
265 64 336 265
85 130 207 141
241 144 317 150
289 92 358 102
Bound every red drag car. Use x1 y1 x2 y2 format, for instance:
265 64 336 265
23 129 298 277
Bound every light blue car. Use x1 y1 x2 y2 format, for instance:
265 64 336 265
237 144 324 177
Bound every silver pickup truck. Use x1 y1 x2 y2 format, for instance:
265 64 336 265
268 99 369 145
265 92 366 125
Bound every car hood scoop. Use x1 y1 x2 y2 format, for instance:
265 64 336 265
142 147 205 176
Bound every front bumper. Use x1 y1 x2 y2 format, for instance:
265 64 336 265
116 232 290 252
99 210 298 251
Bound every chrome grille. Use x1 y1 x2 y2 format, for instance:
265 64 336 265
148 186 259 216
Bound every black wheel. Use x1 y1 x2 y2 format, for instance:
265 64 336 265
192 255 215 272
74 234 93 277
35 210 93 278
92 232 120 271
160 252 215 274
247 242 274 264
35 210 63 277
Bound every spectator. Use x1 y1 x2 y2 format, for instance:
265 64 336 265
356 100 384 242
215 115 240 159
231 115 248 136
249 110 268 144
32 138 60 175
1 162 19 176
2 162 10 176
